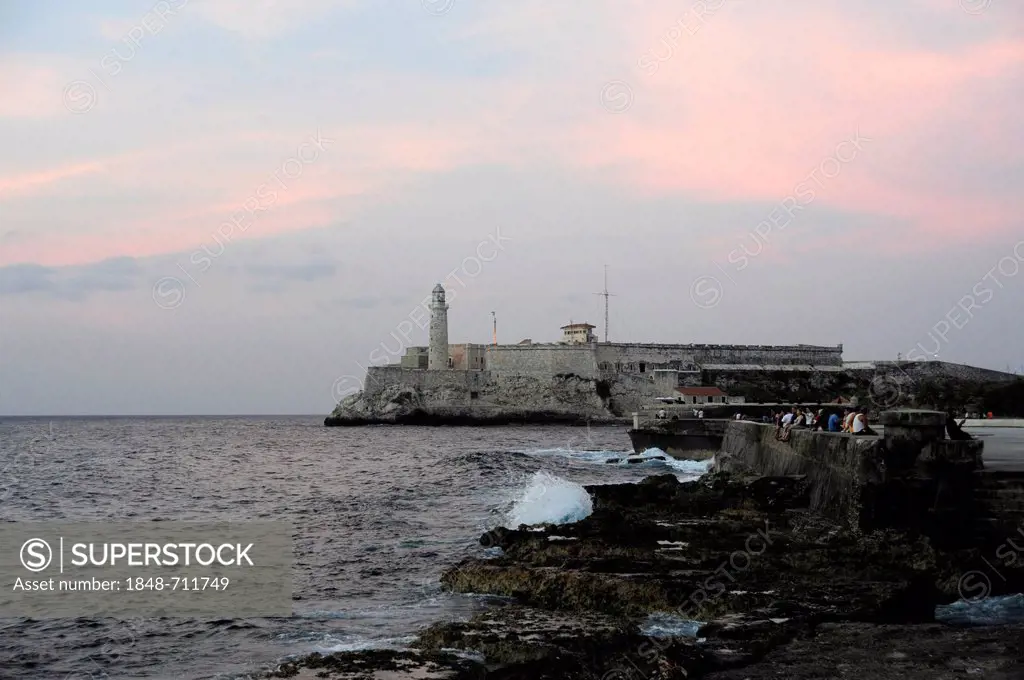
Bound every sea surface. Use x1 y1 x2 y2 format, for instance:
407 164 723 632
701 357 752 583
0 417 709 680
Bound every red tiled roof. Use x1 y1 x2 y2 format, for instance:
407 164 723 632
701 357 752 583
676 387 726 397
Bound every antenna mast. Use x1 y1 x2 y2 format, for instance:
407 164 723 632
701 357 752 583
593 265 616 343
491 311 497 345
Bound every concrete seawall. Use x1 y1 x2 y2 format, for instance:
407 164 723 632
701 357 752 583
715 411 990 547
717 422 885 526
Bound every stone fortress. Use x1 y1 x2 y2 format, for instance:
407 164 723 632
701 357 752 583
326 283 1020 424
408 283 843 381
328 284 865 424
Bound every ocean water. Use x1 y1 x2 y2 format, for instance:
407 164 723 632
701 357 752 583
0 417 708 680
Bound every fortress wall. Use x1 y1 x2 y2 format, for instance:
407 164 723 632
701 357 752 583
690 344 843 366
475 343 843 378
605 373 662 413
358 365 612 418
594 344 843 371
480 373 609 415
364 366 484 400
485 345 599 378
595 345 696 369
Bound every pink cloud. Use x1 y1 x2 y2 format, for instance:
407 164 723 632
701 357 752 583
558 4 1023 247
3 1 1020 270
0 162 105 198
0 122 491 267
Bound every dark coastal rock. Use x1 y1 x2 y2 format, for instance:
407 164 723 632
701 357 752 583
269 649 485 678
704 622 1024 679
442 473 950 625
412 603 785 678
278 468 1023 678
414 606 640 667
324 409 608 427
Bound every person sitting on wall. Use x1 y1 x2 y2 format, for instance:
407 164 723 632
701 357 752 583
781 408 796 427
777 409 803 441
945 410 973 440
791 409 804 427
842 409 856 433
801 409 814 428
851 408 876 436
827 411 842 432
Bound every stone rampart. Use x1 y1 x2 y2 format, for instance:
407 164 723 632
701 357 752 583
485 345 600 378
363 365 484 401
595 343 843 371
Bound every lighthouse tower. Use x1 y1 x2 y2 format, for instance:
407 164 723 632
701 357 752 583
428 283 449 370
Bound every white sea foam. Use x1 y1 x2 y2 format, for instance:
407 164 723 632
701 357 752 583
641 613 703 637
505 471 593 528
518 446 712 481
935 593 1024 626
304 634 417 654
656 540 689 552
639 448 713 480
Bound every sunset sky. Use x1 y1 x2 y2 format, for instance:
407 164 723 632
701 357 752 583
1 0 1021 414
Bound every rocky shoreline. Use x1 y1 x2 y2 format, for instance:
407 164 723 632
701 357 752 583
267 469 1024 679
324 385 624 426
324 409 623 427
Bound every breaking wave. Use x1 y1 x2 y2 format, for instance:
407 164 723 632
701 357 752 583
504 471 593 528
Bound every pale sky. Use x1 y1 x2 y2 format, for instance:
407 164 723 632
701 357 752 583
0 0 1021 415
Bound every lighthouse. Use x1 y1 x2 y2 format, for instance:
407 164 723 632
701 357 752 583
428 283 449 370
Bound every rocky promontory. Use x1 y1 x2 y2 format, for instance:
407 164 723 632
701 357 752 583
324 375 624 426
269 470 1024 678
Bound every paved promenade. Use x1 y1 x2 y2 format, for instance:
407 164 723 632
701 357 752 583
963 418 1024 428
966 426 1024 471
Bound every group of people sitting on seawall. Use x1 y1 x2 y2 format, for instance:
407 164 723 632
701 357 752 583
773 407 875 441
